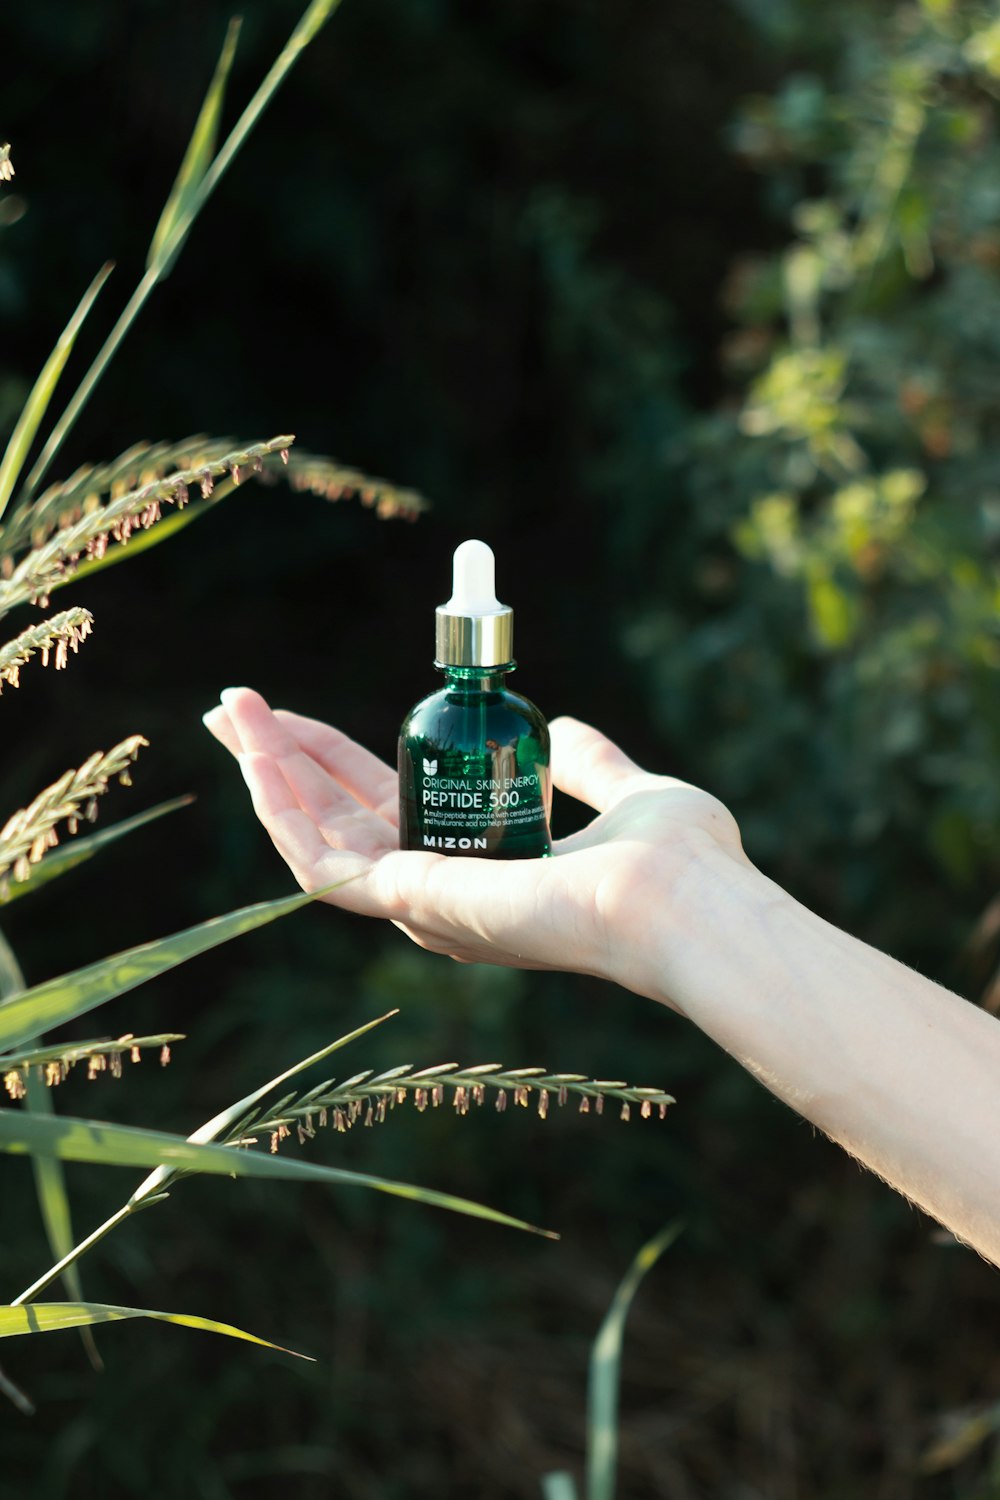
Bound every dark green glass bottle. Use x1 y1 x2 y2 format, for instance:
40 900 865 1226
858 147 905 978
398 541 552 859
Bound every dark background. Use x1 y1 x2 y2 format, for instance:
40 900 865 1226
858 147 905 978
2 1 1000 1496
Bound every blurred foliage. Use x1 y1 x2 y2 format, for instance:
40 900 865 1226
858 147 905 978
2 0 1000 1497
625 0 1000 987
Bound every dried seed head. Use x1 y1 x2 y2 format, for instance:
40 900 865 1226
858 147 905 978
620 1102 631 1122
159 1044 171 1066
4 1069 26 1100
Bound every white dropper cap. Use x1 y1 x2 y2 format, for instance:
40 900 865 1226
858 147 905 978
435 539 514 667
442 539 505 616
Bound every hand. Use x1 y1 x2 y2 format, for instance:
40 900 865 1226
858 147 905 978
202 688 749 1009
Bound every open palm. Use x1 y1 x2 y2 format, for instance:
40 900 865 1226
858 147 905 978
203 688 748 1007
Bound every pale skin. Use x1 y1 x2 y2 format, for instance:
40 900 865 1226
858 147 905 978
204 687 1000 1268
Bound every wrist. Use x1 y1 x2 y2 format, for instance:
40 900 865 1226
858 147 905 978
605 832 777 1011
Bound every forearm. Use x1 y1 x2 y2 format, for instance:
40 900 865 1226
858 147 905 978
653 848 1000 1266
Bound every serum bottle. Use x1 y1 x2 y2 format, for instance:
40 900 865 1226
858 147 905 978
398 539 552 859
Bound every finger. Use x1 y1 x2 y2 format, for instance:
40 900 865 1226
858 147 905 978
237 751 376 909
220 686 300 757
202 705 242 756
237 751 343 877
275 748 397 859
549 716 652 813
274 709 399 824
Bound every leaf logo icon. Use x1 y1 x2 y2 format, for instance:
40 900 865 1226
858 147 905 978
423 758 438 776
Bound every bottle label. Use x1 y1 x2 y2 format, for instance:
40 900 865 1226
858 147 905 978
400 746 551 858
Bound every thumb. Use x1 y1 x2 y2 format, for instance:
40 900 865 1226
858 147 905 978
549 716 651 813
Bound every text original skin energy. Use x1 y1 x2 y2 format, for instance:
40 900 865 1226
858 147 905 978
398 539 552 858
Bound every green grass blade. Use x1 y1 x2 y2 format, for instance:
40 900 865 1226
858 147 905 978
0 263 112 523
0 1109 557 1238
0 931 100 1367
586 1222 683 1500
0 795 194 906
13 1015 397 1305
0 887 320 1054
148 18 242 277
152 0 344 277
0 1301 311 1360
22 0 343 501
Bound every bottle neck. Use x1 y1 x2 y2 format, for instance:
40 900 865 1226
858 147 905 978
437 661 515 691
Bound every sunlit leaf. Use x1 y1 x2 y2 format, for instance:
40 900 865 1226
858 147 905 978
148 18 242 277
0 1108 557 1237
0 263 112 523
0 796 194 906
23 0 344 500
0 1301 311 1359
0 887 321 1054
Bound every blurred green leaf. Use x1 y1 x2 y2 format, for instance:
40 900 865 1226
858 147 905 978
586 1222 683 1500
542 1475 580 1500
806 567 858 648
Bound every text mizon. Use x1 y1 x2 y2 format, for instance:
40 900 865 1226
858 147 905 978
423 835 488 849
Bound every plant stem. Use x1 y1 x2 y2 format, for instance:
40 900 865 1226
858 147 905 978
11 1205 134 1307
